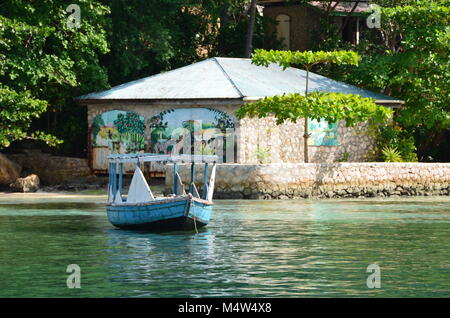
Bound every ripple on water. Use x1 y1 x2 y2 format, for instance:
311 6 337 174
0 196 449 297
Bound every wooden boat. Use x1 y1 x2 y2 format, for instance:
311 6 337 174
106 153 218 231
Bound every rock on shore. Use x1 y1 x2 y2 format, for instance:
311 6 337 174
0 154 21 185
10 174 40 193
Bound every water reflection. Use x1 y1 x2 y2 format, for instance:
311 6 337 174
104 228 219 297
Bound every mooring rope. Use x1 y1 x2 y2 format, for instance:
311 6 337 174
193 215 198 234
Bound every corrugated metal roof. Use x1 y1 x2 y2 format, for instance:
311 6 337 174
76 57 401 103
307 1 370 14
259 1 370 15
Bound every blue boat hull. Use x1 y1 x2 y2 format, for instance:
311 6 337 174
106 195 212 231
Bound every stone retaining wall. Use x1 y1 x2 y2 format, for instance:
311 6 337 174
6 152 91 185
165 163 450 199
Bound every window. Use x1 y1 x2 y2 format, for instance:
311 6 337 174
276 14 290 50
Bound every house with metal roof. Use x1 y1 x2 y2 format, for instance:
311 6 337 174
76 57 402 174
260 0 373 51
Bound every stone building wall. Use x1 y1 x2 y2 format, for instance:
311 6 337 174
166 163 450 199
238 115 304 163
239 115 374 163
86 101 376 165
309 121 375 163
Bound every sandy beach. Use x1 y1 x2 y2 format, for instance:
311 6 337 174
0 191 107 200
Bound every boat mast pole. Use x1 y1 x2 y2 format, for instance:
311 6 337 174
108 162 112 200
112 162 117 201
118 163 123 199
202 162 209 200
173 163 178 195
189 162 196 194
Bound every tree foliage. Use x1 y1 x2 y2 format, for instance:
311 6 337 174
0 0 279 155
0 0 110 153
0 85 60 148
5 0 443 163
100 0 206 86
251 49 360 70
240 49 385 126
379 2 450 130
313 0 450 161
101 0 279 85
241 49 390 162
236 91 392 127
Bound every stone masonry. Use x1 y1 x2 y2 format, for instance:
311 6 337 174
6 151 91 185
86 102 376 164
166 163 450 199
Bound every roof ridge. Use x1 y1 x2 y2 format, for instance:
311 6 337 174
212 57 245 98
75 57 402 103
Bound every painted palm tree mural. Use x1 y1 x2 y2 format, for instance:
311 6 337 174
91 110 145 171
113 112 146 152
148 108 235 160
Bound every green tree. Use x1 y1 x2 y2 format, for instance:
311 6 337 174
0 0 110 154
313 0 450 161
99 0 210 86
100 0 279 86
244 0 257 57
0 85 60 148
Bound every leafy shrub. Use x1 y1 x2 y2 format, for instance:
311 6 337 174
377 125 418 162
381 146 403 162
336 151 350 162
255 146 271 164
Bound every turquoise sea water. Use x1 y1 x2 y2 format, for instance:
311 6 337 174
0 195 449 297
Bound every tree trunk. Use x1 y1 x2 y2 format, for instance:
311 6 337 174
244 0 257 58
337 0 360 38
304 69 310 163
218 4 230 55
304 117 309 163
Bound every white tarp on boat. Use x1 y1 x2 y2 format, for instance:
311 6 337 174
206 164 216 202
190 182 200 198
108 187 114 203
175 172 186 195
127 166 155 203
114 190 123 204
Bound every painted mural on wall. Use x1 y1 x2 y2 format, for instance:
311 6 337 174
308 119 338 146
92 110 146 154
148 108 235 158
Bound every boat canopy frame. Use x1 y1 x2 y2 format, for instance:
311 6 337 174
107 153 218 203
107 153 219 164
